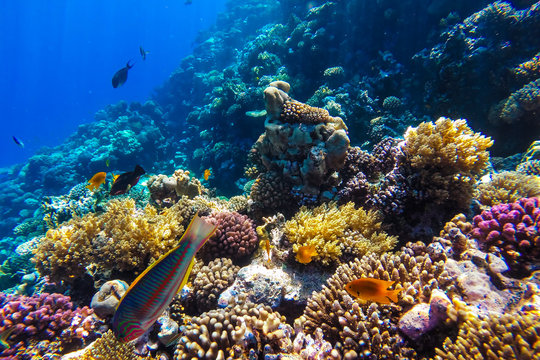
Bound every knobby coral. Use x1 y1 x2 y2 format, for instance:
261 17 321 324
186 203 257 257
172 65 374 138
474 171 540 208
284 202 397 265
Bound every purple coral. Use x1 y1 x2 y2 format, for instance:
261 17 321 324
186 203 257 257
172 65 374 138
201 212 258 263
470 197 540 276
0 292 95 346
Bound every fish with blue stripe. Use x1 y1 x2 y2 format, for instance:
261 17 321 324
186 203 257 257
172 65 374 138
112 213 217 342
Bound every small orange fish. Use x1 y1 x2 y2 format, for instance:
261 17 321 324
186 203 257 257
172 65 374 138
86 172 107 191
345 278 402 304
203 169 211 181
295 245 318 264
264 238 271 262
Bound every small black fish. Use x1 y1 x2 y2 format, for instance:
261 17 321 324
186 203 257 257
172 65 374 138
112 61 134 88
110 165 145 196
139 46 149 61
12 136 24 148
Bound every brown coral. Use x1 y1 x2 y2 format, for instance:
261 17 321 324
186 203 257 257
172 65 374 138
34 198 191 283
301 244 455 358
284 202 397 265
67 330 143 360
475 171 540 208
489 78 540 124
147 169 206 207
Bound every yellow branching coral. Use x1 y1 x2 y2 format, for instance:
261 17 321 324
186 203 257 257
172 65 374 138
284 202 397 265
434 298 540 360
404 117 493 174
475 171 540 208
34 198 190 283
67 330 143 360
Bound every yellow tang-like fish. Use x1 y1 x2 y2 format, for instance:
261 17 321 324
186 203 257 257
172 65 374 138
345 278 402 304
86 172 107 191
295 245 318 264
203 169 211 181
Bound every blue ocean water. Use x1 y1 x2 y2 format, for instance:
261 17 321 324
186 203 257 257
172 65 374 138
0 0 226 168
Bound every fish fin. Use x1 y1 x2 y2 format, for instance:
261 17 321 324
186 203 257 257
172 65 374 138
163 333 181 347
383 280 396 288
182 213 217 253
386 288 402 303
178 258 196 293
0 327 16 349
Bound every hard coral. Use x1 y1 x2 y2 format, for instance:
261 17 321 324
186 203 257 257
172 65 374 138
475 171 540 208
470 197 540 276
200 211 258 263
34 198 190 283
147 169 207 207
284 202 397 265
301 244 454 358
489 78 540 124
66 330 143 360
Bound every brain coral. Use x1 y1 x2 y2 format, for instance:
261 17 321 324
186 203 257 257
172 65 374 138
34 198 192 283
200 211 258 263
470 197 540 276
301 243 454 358
284 202 397 265
474 171 540 208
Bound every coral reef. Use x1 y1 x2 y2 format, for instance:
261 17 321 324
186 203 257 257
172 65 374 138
470 197 540 277
62 330 143 360
90 280 129 318
147 169 207 207
474 171 540 208
283 202 397 265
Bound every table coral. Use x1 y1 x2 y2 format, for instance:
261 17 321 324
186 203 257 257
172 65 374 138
474 171 540 208
34 198 192 283
470 197 540 277
300 243 455 358
284 202 397 266
200 211 258 263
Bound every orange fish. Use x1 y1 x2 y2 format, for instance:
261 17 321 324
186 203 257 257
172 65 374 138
345 278 402 304
295 245 318 264
203 169 211 181
264 238 271 262
86 172 107 191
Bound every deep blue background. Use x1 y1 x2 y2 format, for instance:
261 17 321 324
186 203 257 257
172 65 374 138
0 0 226 168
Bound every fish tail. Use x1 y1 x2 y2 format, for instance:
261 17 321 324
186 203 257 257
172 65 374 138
183 214 217 253
387 288 402 303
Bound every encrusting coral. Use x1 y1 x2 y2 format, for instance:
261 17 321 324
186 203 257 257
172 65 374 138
434 298 540 360
34 198 194 283
474 171 540 208
300 242 455 358
284 202 397 265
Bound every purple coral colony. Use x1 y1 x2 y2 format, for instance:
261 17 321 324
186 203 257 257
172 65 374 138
2 0 540 359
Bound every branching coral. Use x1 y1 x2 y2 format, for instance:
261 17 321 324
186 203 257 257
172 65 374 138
284 202 397 265
470 197 540 276
67 330 143 360
434 298 540 360
489 78 540 124
200 211 258 263
300 243 455 358
475 171 540 208
34 198 192 283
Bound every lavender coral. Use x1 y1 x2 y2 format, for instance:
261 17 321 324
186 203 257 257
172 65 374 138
201 211 258 263
470 197 540 276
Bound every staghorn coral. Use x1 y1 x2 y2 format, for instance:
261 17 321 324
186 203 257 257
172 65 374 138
434 298 540 360
200 211 258 263
284 202 397 266
301 243 455 358
475 171 540 208
188 257 240 312
34 198 192 283
173 295 292 360
470 197 540 277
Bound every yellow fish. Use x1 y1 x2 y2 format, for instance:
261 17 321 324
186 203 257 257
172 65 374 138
345 278 402 304
0 327 16 349
203 169 211 181
86 172 107 191
295 245 318 264
106 159 110 167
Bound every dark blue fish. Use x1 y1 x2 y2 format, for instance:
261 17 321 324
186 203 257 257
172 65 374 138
112 61 134 88
110 165 145 195
139 46 149 61
12 136 24 148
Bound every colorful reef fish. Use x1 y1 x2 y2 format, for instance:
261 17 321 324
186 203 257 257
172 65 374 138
295 244 318 264
110 165 145 195
86 171 107 191
12 136 24 148
345 278 402 304
112 214 217 342
139 46 149 61
112 61 134 88
203 168 211 181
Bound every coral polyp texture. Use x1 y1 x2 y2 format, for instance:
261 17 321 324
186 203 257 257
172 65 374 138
34 198 191 283
470 197 540 276
250 81 350 209
474 171 540 208
200 211 258 263
147 168 207 207
284 202 397 265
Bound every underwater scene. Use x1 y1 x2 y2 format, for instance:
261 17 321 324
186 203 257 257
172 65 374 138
1 0 540 359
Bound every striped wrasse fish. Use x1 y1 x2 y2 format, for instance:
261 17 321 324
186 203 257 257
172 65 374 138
112 213 217 342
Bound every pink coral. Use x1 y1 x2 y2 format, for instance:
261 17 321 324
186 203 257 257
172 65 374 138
201 211 258 263
470 197 540 276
